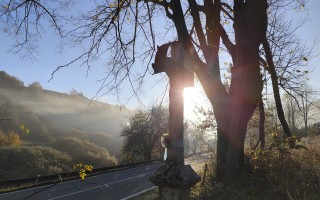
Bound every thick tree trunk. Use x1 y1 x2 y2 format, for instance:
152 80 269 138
221 0 268 181
224 104 255 179
216 127 227 179
168 0 268 182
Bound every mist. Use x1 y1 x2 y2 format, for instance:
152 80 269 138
0 72 135 152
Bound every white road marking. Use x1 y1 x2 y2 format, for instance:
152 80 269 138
0 163 160 196
47 172 154 200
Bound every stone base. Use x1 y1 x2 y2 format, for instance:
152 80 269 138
158 187 191 200
149 164 200 200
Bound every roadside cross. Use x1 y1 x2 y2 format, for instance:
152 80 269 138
150 41 200 200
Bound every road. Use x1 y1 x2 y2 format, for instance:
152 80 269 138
0 153 211 200
0 162 161 200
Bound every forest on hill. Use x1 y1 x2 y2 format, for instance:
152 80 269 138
0 71 132 181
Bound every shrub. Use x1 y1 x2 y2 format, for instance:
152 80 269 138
0 146 72 180
0 130 21 146
191 136 320 200
51 136 117 168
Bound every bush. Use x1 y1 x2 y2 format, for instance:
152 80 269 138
191 136 320 200
51 136 117 168
0 130 21 146
0 146 72 181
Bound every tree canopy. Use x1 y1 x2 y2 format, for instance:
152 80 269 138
121 105 168 162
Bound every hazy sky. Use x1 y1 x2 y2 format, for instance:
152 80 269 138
1 0 319 111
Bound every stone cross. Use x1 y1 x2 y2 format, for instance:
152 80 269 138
150 41 200 200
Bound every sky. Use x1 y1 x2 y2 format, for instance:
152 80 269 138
0 0 319 115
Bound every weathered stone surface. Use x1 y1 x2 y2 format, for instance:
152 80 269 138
149 164 200 188
158 187 191 200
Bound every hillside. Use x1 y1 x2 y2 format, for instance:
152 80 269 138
0 71 133 134
0 71 134 180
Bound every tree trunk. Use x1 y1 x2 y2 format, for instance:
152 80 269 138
193 0 268 181
259 99 266 149
216 127 228 180
263 39 292 138
303 91 308 135
169 0 268 182
219 0 267 181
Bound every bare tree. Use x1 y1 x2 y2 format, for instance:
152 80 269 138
283 93 300 132
0 0 71 59
299 84 318 135
258 0 313 145
1 0 313 182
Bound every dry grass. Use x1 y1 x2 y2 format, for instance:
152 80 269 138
129 136 320 200
191 136 320 200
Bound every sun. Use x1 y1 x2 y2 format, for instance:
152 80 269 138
183 87 203 120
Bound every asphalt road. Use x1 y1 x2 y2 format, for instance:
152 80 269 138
0 153 211 200
0 162 162 200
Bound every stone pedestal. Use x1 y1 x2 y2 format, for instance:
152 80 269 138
149 164 200 200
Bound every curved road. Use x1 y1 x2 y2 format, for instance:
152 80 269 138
0 153 211 200
0 162 161 200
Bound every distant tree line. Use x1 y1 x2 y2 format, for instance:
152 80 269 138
0 71 24 89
